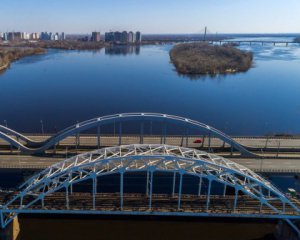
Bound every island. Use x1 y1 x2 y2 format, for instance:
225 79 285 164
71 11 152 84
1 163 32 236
169 42 253 75
294 37 300 43
0 47 46 72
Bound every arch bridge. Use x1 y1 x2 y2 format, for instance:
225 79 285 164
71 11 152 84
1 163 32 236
0 113 256 156
0 144 299 233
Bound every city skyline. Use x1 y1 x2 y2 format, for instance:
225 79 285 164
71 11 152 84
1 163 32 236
1 0 300 34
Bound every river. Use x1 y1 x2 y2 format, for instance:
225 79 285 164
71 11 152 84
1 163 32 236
0 37 300 136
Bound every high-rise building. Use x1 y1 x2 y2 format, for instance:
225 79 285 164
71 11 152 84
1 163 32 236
121 31 128 43
105 32 115 42
114 31 122 42
104 31 142 44
136 31 142 43
54 33 59 41
3 33 8 41
91 32 101 42
61 32 66 41
128 31 134 43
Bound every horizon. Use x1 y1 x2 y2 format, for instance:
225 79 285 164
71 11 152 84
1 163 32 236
1 0 300 34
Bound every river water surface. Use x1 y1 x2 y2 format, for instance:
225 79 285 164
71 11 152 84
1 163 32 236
0 37 300 135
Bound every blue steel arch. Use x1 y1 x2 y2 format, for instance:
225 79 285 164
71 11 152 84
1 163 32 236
0 113 255 156
0 145 299 229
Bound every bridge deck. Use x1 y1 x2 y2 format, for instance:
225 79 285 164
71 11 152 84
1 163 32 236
0 154 299 173
1 193 299 217
1 135 300 150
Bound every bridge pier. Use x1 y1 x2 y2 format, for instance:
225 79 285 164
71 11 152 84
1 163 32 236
275 220 300 240
0 217 19 240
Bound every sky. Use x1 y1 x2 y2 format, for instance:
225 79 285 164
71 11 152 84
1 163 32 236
1 0 300 34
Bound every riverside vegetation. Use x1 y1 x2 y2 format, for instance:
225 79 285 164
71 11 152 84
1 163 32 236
0 47 46 71
170 42 253 75
0 40 107 72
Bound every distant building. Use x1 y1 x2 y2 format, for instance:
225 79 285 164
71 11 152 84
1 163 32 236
127 31 134 43
54 33 59 41
115 31 122 42
105 32 114 42
61 32 66 40
3 33 8 41
91 32 101 42
121 31 128 43
7 32 22 41
136 31 142 43
104 31 142 44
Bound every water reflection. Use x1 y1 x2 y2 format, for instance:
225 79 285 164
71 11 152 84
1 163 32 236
105 45 140 56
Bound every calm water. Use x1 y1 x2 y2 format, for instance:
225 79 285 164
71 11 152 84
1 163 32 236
0 37 300 136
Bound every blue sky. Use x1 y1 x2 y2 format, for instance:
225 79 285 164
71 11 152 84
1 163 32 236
1 0 300 34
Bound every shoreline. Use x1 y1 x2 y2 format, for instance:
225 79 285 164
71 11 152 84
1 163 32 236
0 48 47 73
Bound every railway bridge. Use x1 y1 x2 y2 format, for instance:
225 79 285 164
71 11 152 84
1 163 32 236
1 144 300 236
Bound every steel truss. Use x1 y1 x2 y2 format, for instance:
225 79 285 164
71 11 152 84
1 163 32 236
0 113 255 156
1 144 299 230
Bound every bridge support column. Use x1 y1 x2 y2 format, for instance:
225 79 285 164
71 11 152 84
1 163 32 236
178 173 183 210
119 122 122 146
146 171 149 196
92 175 97 210
140 122 144 144
97 126 101 149
0 216 20 240
198 176 202 196
163 123 167 144
65 186 69 210
120 172 124 210
172 172 176 196
149 171 154 210
206 179 212 211
223 175 228 196
185 128 189 147
233 188 238 211
208 133 211 152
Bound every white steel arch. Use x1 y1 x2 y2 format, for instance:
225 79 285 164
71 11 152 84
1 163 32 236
1 144 298 229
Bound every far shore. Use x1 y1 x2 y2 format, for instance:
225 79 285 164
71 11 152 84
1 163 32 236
0 47 46 72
